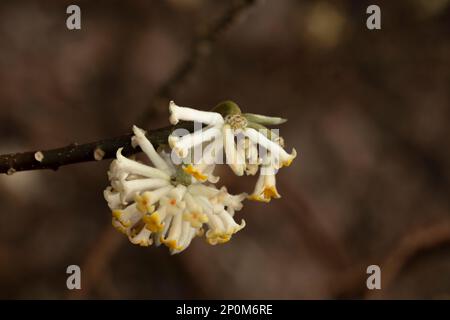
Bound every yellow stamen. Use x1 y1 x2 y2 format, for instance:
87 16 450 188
160 237 183 250
135 194 154 213
112 210 122 219
143 211 164 232
112 210 131 227
112 219 127 234
206 236 230 245
262 186 281 200
247 194 271 203
183 211 208 228
183 164 208 182
282 159 294 167
281 149 297 167
136 239 152 247
206 231 232 245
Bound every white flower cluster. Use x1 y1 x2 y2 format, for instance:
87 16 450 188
104 101 296 254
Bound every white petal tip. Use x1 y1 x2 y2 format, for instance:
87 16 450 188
208 176 220 183
169 101 179 125
116 147 124 158
168 135 178 146
132 125 146 137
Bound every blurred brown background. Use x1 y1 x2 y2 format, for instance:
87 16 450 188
0 0 449 299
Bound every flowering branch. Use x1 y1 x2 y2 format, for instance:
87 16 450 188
1 97 296 255
0 122 194 175
101 100 296 253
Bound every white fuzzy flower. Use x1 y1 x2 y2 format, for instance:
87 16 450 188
104 125 246 254
168 101 296 200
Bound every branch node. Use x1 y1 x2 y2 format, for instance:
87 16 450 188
34 151 44 162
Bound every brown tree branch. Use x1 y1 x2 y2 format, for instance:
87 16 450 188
0 122 193 175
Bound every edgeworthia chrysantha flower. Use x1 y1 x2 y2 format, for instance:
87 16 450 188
104 101 296 253
168 100 297 202
104 125 246 254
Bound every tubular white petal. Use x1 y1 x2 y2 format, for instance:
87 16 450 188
171 222 196 255
195 195 215 214
158 150 177 174
263 161 281 199
182 138 223 182
223 125 245 176
161 212 184 250
244 128 297 167
224 192 247 213
247 138 259 162
184 192 202 213
155 205 168 222
173 184 188 199
163 184 187 206
165 212 182 241
112 217 128 235
112 203 143 228
121 178 170 203
245 164 259 176
204 136 224 165
104 187 122 209
217 209 246 234
248 159 280 202
205 211 225 232
169 101 224 126
205 209 245 245
139 185 174 208
202 164 220 183
166 202 185 218
169 126 221 159
248 169 268 202
183 194 208 228
187 184 220 198
182 227 197 249
107 160 125 181
168 136 185 158
210 188 228 206
115 148 170 180
179 221 193 245
236 133 246 169
129 227 152 247
132 125 171 172
154 214 173 246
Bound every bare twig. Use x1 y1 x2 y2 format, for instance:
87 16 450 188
137 0 258 126
329 220 450 298
0 122 193 175
365 220 450 299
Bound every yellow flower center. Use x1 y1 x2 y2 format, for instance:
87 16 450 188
183 165 208 182
143 211 164 232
